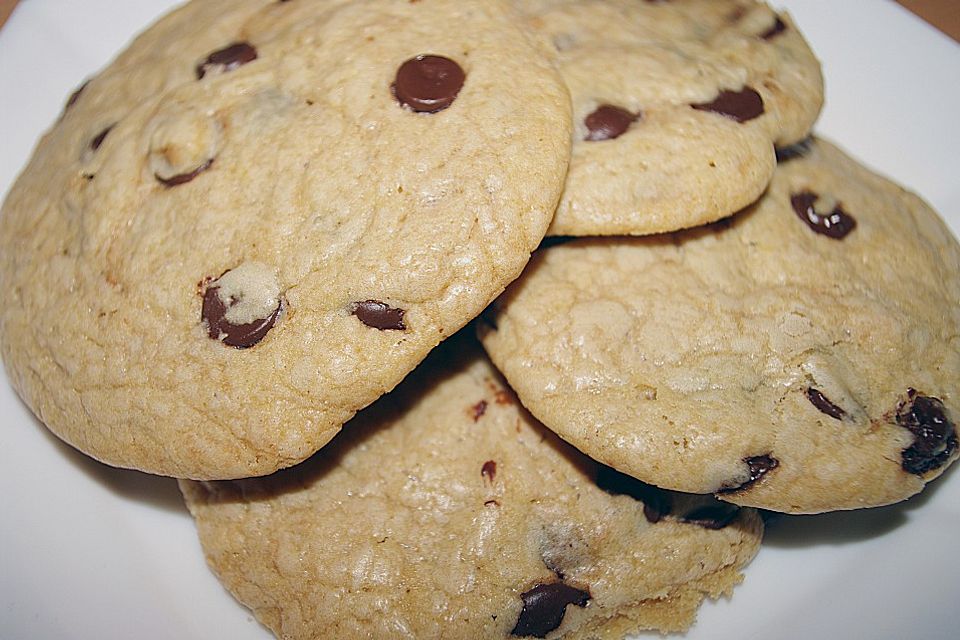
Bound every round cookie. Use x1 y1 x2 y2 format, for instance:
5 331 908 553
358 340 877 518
180 334 763 640
479 138 960 514
518 0 823 236
0 0 571 479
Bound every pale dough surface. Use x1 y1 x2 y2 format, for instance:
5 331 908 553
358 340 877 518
0 0 571 479
519 0 823 236
181 336 762 640
481 138 960 513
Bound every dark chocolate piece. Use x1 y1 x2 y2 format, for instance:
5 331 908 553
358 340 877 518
897 390 958 475
761 16 787 40
201 281 282 349
584 105 638 142
692 87 764 123
718 455 779 493
806 387 846 420
352 300 406 330
790 191 857 239
90 125 114 151
481 460 497 482
156 158 214 188
393 55 464 113
510 582 590 638
196 42 258 80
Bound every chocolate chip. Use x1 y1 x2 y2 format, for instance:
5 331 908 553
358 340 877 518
510 582 590 638
584 105 638 142
65 80 89 112
393 55 464 113
196 42 258 80
806 387 846 420
595 464 671 523
351 300 406 330
897 390 958 475
680 504 741 529
202 285 281 349
472 399 488 421
156 158 214 188
761 16 788 40
775 137 813 163
790 191 857 239
481 460 497 482
692 87 765 123
90 125 115 151
718 454 779 493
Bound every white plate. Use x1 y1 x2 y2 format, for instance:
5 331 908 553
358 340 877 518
1 2 958 639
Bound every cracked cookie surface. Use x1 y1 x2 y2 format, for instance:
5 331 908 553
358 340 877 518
181 335 762 639
518 0 823 236
0 0 571 478
480 138 960 513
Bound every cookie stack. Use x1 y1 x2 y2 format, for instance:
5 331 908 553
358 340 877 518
0 1 956 639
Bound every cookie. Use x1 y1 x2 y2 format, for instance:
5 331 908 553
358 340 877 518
518 0 823 236
0 0 571 479
180 334 762 639
480 138 960 513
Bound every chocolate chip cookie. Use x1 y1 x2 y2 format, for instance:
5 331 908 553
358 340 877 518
520 0 823 236
480 138 960 513
181 334 762 639
0 0 572 479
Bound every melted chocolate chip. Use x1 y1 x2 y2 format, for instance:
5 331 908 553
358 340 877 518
196 42 258 80
595 464 671 523
481 460 497 481
761 16 788 40
202 284 282 349
156 158 214 188
90 125 115 151
775 137 813 163
510 582 590 638
584 105 638 142
807 387 846 420
692 87 765 123
718 455 779 493
790 191 857 239
897 390 958 475
680 504 741 529
393 55 464 113
352 300 406 330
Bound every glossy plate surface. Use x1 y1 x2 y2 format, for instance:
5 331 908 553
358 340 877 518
1 2 958 639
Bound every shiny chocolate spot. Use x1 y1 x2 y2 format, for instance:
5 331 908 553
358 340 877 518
352 300 406 330
692 87 764 123
196 42 258 80
393 55 464 113
807 387 846 420
511 582 590 638
897 390 958 475
481 460 497 482
718 454 779 493
156 158 214 188
681 504 741 529
202 283 281 349
595 464 671 523
790 191 857 239
584 105 638 142
761 16 788 40
90 125 115 151
775 137 813 163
